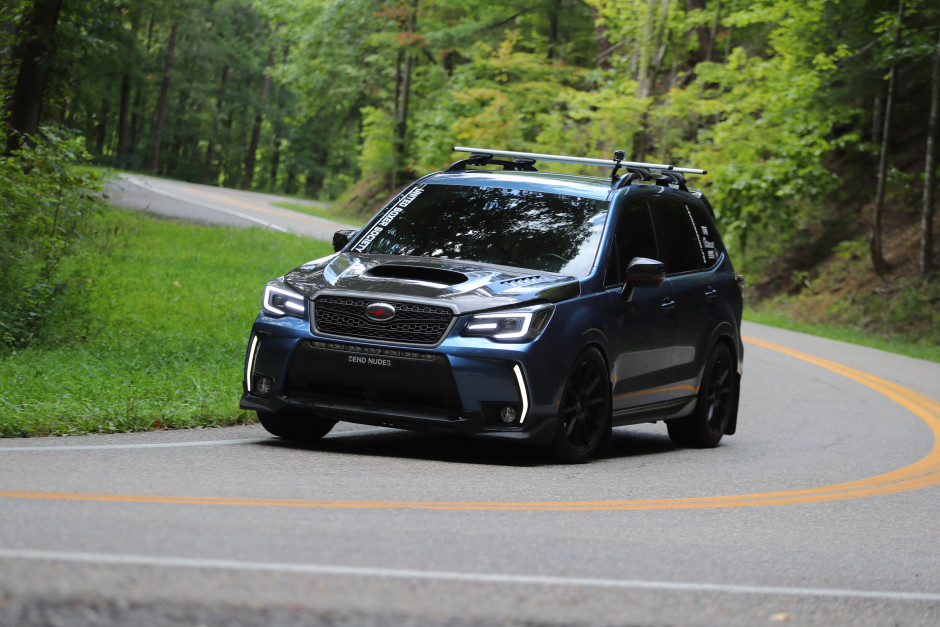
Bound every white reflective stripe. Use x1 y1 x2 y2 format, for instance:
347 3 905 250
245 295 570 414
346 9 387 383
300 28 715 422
512 364 529 424
5 549 934 602
245 335 260 393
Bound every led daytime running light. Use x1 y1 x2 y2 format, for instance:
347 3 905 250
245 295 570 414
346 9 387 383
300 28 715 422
512 364 530 424
466 312 534 340
245 335 260 393
263 284 305 317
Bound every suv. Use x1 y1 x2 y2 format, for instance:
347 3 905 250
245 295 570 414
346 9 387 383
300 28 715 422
240 148 743 462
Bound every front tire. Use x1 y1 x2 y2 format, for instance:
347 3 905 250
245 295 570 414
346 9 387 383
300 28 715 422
257 409 336 442
552 347 611 463
667 342 737 448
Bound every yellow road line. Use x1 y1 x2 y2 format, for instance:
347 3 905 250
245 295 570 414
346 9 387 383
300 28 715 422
2 337 939 511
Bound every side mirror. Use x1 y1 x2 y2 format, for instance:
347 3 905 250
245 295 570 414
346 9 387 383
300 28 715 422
621 257 666 301
332 229 358 253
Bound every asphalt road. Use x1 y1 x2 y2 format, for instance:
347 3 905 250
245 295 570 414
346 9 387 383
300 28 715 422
1 178 939 625
105 173 358 240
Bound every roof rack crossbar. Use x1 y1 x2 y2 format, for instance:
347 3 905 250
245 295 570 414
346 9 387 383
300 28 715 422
454 146 675 172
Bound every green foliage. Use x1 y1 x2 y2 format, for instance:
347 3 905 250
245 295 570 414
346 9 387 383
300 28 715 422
0 128 101 348
5 0 938 345
0 205 333 437
358 105 396 178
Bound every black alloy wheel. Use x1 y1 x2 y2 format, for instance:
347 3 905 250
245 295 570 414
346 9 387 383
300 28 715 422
667 342 737 448
553 347 611 463
257 409 337 442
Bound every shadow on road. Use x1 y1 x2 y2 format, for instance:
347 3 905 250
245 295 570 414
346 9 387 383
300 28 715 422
253 426 678 467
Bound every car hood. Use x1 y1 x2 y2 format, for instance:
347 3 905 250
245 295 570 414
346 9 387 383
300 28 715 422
284 253 580 314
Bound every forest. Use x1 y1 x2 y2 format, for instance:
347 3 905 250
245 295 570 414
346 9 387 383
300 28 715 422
2 0 939 348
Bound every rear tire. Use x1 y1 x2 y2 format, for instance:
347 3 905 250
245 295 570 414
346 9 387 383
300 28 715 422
552 347 611 463
257 409 336 442
667 342 737 448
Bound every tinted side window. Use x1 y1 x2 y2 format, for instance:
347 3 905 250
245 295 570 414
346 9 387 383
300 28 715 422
652 198 712 274
606 199 658 285
688 203 720 266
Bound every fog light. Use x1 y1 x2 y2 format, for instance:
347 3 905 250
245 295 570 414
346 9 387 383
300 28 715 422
500 406 517 423
255 376 273 397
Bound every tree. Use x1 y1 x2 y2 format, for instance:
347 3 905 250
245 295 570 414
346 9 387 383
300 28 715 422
4 0 63 153
921 26 939 275
871 1 904 276
150 21 178 174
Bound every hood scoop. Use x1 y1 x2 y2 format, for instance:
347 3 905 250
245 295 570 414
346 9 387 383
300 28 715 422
364 264 469 286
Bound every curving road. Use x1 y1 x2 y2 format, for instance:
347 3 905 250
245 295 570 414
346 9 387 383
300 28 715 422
1 178 938 625
105 173 358 239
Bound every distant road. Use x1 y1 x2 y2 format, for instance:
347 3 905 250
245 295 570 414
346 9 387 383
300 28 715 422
106 173 358 241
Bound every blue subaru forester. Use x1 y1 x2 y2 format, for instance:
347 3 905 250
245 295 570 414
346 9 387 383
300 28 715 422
240 148 743 462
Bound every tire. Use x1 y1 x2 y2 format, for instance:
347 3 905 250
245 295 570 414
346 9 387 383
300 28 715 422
257 409 337 442
552 347 611 463
667 342 737 448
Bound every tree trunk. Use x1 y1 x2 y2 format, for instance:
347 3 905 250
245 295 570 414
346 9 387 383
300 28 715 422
94 97 109 156
871 1 903 276
546 0 562 61
150 22 178 176
269 137 281 190
130 13 156 163
5 0 63 153
116 74 131 166
116 9 140 169
392 0 419 190
921 27 940 275
243 46 274 190
202 65 229 184
594 8 613 70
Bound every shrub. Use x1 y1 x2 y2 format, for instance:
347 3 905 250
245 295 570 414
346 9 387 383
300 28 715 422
0 128 101 348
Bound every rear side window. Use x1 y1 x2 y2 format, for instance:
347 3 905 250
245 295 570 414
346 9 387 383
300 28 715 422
651 197 718 274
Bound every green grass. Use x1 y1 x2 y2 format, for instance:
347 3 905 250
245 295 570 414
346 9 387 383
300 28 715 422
271 201 367 227
744 309 940 364
0 207 332 437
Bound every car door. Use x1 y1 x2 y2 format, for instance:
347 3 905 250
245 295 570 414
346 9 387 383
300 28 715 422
649 195 717 402
602 196 678 414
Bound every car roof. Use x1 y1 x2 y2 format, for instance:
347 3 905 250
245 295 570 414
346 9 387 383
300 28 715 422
426 170 615 201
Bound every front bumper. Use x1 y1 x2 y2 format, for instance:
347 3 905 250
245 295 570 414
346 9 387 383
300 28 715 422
239 314 562 444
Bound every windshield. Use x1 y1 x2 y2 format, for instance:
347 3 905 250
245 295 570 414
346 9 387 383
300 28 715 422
351 183 609 276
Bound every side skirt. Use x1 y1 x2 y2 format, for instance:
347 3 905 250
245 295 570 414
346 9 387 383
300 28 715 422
612 396 697 428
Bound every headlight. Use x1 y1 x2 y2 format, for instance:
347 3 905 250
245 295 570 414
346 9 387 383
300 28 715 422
262 280 306 317
462 307 553 342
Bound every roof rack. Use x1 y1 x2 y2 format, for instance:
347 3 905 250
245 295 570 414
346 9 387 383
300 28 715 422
449 146 706 190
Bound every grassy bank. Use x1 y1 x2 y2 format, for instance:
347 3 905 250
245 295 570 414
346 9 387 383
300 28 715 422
0 207 331 437
744 310 940 363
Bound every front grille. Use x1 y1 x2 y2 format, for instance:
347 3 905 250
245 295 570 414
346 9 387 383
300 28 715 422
285 342 463 418
313 295 453 345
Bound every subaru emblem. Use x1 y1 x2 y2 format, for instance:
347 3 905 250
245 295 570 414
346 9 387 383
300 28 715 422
365 302 396 322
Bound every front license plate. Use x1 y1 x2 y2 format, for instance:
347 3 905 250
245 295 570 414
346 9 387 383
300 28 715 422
345 354 396 369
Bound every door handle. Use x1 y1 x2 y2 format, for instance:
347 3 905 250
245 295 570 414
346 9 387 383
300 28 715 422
661 297 677 311
704 287 718 302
